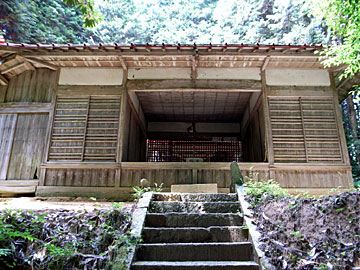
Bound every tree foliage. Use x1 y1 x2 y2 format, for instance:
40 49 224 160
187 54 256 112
87 0 328 45
311 0 360 79
63 0 102 27
0 0 91 43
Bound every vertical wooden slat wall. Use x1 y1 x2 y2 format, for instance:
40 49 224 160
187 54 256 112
0 68 57 180
48 95 121 162
5 69 56 102
7 114 49 179
269 96 343 163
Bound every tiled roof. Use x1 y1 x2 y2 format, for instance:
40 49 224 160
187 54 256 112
0 43 323 54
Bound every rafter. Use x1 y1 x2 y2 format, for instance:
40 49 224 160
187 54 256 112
119 56 127 71
261 56 270 71
1 62 27 74
26 57 58 70
0 75 8 85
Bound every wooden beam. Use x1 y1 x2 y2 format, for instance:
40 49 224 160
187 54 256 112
26 57 59 70
0 102 52 113
0 180 39 186
36 186 132 200
191 55 198 79
0 186 36 195
127 79 262 91
0 75 8 85
261 69 274 165
1 62 27 74
261 56 270 71
119 56 128 71
336 76 352 89
130 88 261 93
41 162 119 169
57 85 124 96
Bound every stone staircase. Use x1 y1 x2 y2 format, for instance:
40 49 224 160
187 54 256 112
131 193 259 270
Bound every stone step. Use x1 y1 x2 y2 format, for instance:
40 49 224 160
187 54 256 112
145 213 244 227
149 201 240 213
136 242 253 261
153 193 238 202
132 261 259 270
143 226 248 243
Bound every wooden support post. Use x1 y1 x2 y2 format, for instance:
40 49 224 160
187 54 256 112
118 82 128 163
116 64 128 187
191 55 198 80
42 69 61 183
260 65 274 165
192 169 198 184
329 71 350 165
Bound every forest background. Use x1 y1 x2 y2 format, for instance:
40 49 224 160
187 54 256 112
0 0 359 185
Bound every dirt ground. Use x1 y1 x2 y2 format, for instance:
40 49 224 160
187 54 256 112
0 197 135 211
0 197 135 269
247 191 360 269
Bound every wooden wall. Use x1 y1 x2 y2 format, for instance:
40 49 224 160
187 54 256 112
4 69 56 102
243 104 265 162
0 114 17 179
265 85 347 165
44 168 116 187
7 114 48 179
120 162 270 189
122 99 146 162
0 68 57 180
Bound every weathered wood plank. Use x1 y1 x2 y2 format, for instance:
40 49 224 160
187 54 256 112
0 186 36 194
57 85 124 96
0 103 52 113
5 68 56 102
7 114 48 179
43 168 117 187
0 114 17 179
127 79 262 91
36 186 132 200
0 180 39 186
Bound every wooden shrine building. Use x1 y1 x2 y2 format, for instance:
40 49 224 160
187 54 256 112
0 43 356 197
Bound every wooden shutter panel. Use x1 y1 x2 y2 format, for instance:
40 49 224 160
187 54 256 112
301 97 342 162
269 98 307 163
48 97 87 161
48 95 121 162
84 96 121 161
269 96 343 163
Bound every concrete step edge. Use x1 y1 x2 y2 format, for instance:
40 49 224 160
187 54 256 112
143 226 246 230
132 261 259 266
153 193 238 202
139 242 252 247
146 213 243 216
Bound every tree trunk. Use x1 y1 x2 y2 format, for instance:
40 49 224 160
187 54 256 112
346 95 360 163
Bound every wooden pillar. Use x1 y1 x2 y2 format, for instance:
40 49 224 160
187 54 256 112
116 67 128 187
260 69 274 165
40 69 60 186
328 71 351 165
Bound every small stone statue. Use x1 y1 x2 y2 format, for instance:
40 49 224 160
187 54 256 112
140 178 150 189
230 161 243 192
